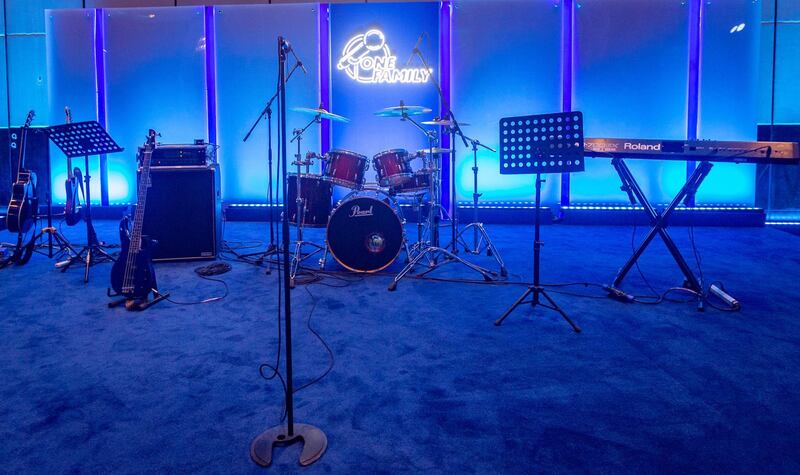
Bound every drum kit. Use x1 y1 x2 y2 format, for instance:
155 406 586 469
283 102 506 288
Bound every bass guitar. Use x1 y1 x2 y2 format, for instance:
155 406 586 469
109 129 168 311
62 107 84 226
6 110 37 234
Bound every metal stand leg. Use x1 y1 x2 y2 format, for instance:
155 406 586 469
59 156 115 282
495 173 579 332
607 158 722 309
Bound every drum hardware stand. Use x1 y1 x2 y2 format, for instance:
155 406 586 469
251 36 326 469
386 49 497 290
242 60 304 271
46 120 123 283
288 114 326 288
495 112 585 331
453 135 507 277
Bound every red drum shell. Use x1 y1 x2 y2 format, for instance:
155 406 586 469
323 149 368 189
373 149 413 188
287 174 332 227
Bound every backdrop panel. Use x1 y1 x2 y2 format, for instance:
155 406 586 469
570 0 689 205
215 3 320 203
330 2 440 188
695 0 760 205
45 9 100 204
451 0 562 204
104 6 207 204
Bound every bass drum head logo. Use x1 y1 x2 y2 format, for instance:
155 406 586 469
337 29 431 84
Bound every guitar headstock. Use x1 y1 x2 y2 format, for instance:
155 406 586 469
24 110 35 128
146 129 159 148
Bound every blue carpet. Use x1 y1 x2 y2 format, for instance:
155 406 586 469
1 220 799 473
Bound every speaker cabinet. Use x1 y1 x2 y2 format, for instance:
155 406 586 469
140 164 221 262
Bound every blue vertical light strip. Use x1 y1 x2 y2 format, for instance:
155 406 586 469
319 3 330 154
685 0 702 202
204 6 217 145
560 0 574 206
439 0 451 213
94 8 109 206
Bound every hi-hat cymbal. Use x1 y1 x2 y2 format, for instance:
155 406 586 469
374 105 433 117
417 147 451 155
292 107 350 123
421 119 470 127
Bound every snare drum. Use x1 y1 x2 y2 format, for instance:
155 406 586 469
322 149 368 189
390 171 431 195
373 149 413 187
287 174 333 227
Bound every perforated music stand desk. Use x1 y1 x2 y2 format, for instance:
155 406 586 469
494 111 585 331
48 121 124 282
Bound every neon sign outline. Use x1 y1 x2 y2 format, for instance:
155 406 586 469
337 29 432 85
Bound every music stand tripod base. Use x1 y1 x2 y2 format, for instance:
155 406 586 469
250 423 327 467
494 111 585 331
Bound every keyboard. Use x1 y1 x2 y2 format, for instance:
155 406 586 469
584 138 800 165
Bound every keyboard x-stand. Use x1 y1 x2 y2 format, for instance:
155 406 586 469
584 138 800 310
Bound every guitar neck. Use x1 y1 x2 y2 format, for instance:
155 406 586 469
129 149 153 254
16 126 28 173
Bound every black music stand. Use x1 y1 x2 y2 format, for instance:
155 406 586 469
47 121 123 283
494 112 584 332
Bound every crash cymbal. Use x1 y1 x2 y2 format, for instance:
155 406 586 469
291 106 350 123
374 104 433 117
421 119 470 127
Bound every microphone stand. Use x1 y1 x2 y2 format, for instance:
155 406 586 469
241 61 303 271
250 36 327 468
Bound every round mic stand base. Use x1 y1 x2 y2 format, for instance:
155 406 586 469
250 423 327 467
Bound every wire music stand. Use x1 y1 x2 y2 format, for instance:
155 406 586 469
48 121 124 282
494 111 585 331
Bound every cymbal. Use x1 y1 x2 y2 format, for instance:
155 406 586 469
374 105 433 117
417 147 451 155
291 107 350 123
421 119 470 127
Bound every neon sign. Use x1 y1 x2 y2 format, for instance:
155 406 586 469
337 29 432 85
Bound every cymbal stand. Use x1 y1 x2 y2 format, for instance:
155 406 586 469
454 135 507 277
388 111 495 291
288 114 325 288
388 45 496 291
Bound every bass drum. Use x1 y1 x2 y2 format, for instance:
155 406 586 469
327 197 404 273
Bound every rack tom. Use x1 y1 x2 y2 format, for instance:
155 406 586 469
322 149 368 189
373 149 413 188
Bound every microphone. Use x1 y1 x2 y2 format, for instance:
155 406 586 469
406 32 426 67
283 40 308 74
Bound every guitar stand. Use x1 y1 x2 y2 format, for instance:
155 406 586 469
32 226 78 261
107 288 170 311
607 157 737 310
